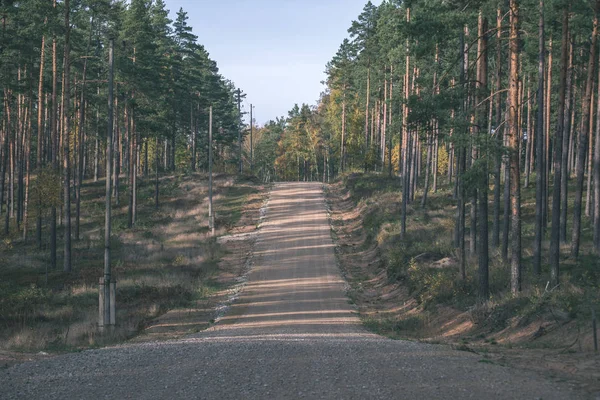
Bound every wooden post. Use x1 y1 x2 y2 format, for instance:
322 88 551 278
110 280 116 326
593 308 598 353
98 277 105 328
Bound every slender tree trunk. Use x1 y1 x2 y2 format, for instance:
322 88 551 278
23 97 32 241
128 106 135 228
94 85 99 182
544 38 552 230
36 34 45 248
191 102 196 171
595 52 600 252
508 0 521 294
62 0 72 273
114 95 120 206
50 3 58 269
477 11 489 299
364 64 370 171
155 136 159 209
533 0 545 275
341 92 346 173
550 9 569 287
560 34 574 244
585 94 594 218
572 0 600 258
524 81 532 187
75 26 92 242
492 6 503 248
421 131 432 208
458 30 467 281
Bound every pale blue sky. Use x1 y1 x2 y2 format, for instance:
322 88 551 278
165 0 381 125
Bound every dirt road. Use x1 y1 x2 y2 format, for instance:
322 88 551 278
1 183 589 399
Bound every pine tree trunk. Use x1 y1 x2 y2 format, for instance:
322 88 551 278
560 34 574 243
492 6 503 248
191 103 196 171
543 38 552 230
572 1 599 258
586 83 595 218
421 131 432 208
477 11 489 299
155 136 159 209
114 96 120 206
550 9 569 287
36 34 45 248
23 97 32 241
128 107 135 228
508 0 521 294
585 97 594 217
458 31 467 281
595 51 600 251
341 93 346 173
525 81 532 187
50 29 58 270
533 0 545 275
62 0 72 273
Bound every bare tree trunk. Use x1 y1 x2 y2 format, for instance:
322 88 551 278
23 96 32 241
533 0 545 275
341 92 346 173
155 136 159 208
191 102 196 171
50 4 58 269
62 0 72 273
477 11 489 299
36 34 45 248
595 51 600 251
585 93 594 218
560 34 574 243
524 80 532 187
421 130 432 208
508 0 521 294
114 95 120 206
572 0 599 258
128 106 135 228
550 8 569 287
75 25 92 242
492 6 503 248
364 64 370 171
458 31 467 281
544 38 552 230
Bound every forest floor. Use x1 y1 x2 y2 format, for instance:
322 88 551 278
327 173 600 394
0 172 266 367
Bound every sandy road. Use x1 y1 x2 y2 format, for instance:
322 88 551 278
1 183 589 399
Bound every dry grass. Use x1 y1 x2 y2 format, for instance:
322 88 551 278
0 173 262 353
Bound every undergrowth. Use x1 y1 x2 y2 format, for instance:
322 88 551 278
0 173 259 352
338 172 600 341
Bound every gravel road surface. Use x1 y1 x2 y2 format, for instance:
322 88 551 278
1 183 590 399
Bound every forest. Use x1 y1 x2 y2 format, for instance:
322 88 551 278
0 0 245 272
252 0 600 303
1 0 599 351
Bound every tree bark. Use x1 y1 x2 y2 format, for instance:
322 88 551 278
550 9 569 287
533 0 545 275
477 11 489 299
560 33 574 243
508 0 521 294
62 0 72 273
36 34 45 248
492 6 503 248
